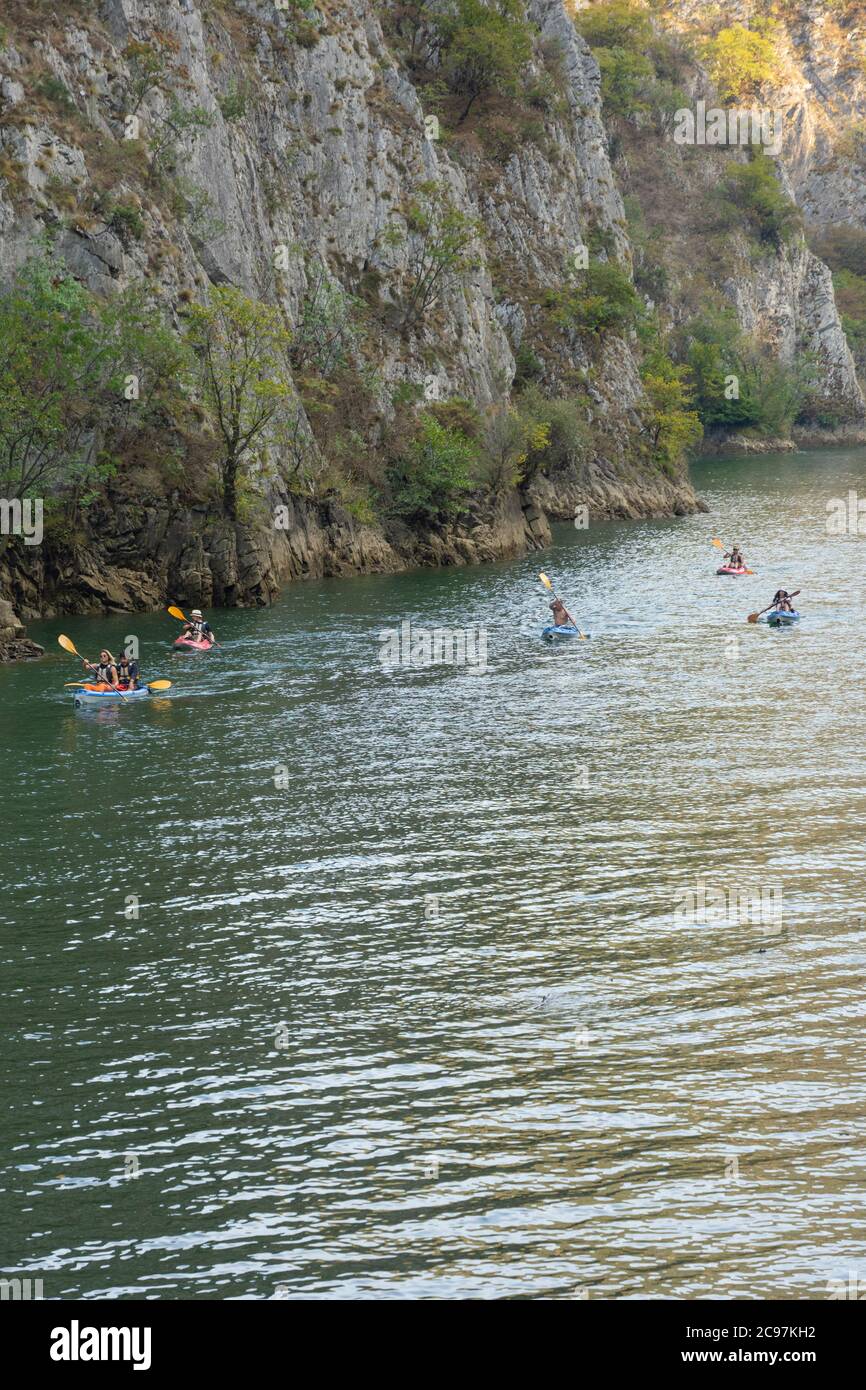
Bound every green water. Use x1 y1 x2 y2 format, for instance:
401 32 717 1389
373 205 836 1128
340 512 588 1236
3 448 866 1300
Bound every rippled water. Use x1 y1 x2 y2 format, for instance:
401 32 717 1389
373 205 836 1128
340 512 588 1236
3 449 866 1300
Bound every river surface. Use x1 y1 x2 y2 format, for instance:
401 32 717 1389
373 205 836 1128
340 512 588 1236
2 448 866 1300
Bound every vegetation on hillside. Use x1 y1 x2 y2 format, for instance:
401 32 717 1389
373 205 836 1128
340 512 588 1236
810 224 866 388
700 21 782 102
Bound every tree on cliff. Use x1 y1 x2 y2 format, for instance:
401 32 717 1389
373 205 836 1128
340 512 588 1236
640 349 702 471
184 288 297 520
438 0 534 123
0 254 183 526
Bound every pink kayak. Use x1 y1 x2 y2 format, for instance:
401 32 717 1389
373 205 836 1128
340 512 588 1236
716 566 748 576
173 636 214 651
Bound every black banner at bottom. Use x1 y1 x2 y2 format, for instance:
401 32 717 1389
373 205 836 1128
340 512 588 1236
6 1296 859 1374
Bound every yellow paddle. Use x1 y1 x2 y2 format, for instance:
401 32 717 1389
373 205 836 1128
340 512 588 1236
58 634 127 701
64 678 172 691
168 604 221 647
538 573 586 638
712 538 754 574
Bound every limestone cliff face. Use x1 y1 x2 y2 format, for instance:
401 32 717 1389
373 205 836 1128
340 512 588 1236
652 0 866 440
1 0 861 644
668 0 866 230
0 0 706 632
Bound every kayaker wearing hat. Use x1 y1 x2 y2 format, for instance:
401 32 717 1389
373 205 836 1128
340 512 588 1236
549 597 575 628
725 544 745 569
181 609 216 644
83 649 120 690
116 652 140 690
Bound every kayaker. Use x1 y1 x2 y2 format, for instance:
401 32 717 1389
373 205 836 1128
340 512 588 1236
181 609 215 644
83 649 119 690
116 652 140 690
772 588 794 612
549 597 575 628
725 545 745 569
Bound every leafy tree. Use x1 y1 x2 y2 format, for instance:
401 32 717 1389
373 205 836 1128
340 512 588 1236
438 0 534 123
387 413 478 523
184 288 297 519
640 349 702 467
679 309 811 436
593 45 656 119
290 259 361 376
0 255 185 522
701 22 781 102
383 180 482 327
573 0 686 125
717 150 801 246
481 401 550 491
551 260 643 336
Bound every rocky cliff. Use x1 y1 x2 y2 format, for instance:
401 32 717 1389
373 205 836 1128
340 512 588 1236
0 0 862 653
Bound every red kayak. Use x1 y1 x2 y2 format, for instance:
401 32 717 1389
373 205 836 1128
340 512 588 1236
716 566 748 576
173 636 214 651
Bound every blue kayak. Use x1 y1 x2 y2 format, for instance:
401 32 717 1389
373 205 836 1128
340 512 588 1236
765 609 800 627
542 624 583 640
72 684 152 707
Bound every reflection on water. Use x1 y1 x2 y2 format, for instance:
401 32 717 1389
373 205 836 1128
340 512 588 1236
2 449 866 1299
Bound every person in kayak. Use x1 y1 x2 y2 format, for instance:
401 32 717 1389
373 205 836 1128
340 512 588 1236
181 609 215 644
549 597 575 628
116 652 140 690
83 649 119 690
772 589 794 612
724 545 745 569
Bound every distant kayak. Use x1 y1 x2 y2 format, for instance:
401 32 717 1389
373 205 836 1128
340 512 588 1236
717 566 748 576
173 636 214 651
765 610 800 627
72 684 152 707
542 624 583 641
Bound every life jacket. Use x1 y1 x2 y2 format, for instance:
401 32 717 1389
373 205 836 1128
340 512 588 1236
117 659 138 686
93 660 117 683
189 621 208 641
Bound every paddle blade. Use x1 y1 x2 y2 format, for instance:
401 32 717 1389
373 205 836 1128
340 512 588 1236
63 682 87 688
711 538 725 550
146 679 172 691
747 613 760 623
538 572 553 590
58 634 80 657
167 605 186 622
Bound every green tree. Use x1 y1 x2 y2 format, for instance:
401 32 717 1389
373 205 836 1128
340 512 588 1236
573 0 686 125
0 255 185 519
184 288 297 519
552 260 643 337
384 181 483 327
388 413 478 523
640 349 702 467
438 0 534 123
702 23 781 102
717 150 801 246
